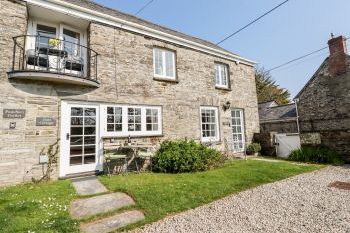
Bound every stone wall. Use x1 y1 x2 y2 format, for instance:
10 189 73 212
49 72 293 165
260 120 298 134
297 56 350 161
0 1 259 186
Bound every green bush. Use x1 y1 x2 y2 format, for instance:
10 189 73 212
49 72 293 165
152 140 226 173
288 146 343 165
246 143 262 155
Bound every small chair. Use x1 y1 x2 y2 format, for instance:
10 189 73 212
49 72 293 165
104 143 128 176
136 144 156 171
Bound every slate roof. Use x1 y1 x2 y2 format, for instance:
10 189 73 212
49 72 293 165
258 102 297 122
61 0 242 59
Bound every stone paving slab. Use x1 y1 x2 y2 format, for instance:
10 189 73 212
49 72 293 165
81 210 145 233
71 193 135 219
71 176 108 196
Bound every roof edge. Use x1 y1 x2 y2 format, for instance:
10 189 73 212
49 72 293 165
25 0 257 66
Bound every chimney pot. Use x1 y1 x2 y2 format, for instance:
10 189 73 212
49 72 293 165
328 35 348 76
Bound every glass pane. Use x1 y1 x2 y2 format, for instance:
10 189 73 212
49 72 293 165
135 116 141 123
84 145 95 155
128 116 134 123
107 115 114 123
115 124 122 131
70 156 82 165
115 116 122 123
84 136 95 145
135 124 141 131
153 124 158 131
84 127 96 135
107 107 114 114
146 109 151 115
165 51 174 77
84 155 95 164
63 28 80 56
128 108 134 114
71 127 83 136
85 108 96 116
135 108 141 115
70 137 83 146
71 107 83 116
128 124 135 131
107 124 114 132
85 117 96 126
115 107 122 115
146 124 152 131
146 116 152 123
70 146 82 156
71 117 83 125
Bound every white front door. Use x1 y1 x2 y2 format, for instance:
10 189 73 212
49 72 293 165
60 102 102 177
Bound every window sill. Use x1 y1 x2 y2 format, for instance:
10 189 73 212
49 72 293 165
153 76 179 83
215 86 231 91
102 134 164 139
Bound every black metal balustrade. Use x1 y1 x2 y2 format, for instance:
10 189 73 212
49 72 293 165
10 35 98 83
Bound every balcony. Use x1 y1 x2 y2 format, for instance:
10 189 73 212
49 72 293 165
8 35 99 87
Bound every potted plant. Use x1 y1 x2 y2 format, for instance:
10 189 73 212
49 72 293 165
246 143 261 156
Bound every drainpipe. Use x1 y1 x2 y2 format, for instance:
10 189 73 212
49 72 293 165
294 98 300 134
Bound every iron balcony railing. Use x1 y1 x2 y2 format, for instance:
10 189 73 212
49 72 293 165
11 35 98 83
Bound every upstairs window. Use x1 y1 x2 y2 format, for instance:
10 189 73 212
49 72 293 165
153 48 176 80
200 106 220 142
215 63 229 88
36 24 57 48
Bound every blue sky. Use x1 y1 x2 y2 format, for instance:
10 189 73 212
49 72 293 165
94 0 350 98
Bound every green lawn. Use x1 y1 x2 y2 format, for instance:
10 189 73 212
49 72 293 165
0 159 323 232
0 180 79 233
99 159 323 230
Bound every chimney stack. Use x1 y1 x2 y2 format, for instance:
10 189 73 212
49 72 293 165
328 35 348 76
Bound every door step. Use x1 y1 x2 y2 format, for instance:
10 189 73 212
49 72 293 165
80 210 145 233
71 176 108 196
62 170 102 180
71 193 135 220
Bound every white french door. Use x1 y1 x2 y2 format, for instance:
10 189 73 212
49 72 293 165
231 109 245 152
60 102 102 177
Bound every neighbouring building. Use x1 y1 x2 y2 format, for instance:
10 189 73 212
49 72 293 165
258 101 298 134
0 0 259 186
255 101 298 156
295 35 350 162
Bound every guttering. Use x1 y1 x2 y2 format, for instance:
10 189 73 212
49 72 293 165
24 0 257 66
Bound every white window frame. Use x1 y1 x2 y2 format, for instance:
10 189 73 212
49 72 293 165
231 109 245 152
215 63 229 88
153 47 176 80
200 106 220 142
101 104 162 137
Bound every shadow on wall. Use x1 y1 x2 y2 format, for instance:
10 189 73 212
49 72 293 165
9 79 97 97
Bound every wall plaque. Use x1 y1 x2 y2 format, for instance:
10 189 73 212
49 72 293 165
36 117 56 126
3 109 26 118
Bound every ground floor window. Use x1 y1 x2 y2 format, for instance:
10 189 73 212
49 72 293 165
231 109 245 152
103 105 162 137
200 106 220 142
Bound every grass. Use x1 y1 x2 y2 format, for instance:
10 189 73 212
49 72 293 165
0 159 323 232
99 159 323 230
0 180 79 233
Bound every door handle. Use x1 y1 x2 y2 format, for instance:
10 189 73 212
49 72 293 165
66 133 70 140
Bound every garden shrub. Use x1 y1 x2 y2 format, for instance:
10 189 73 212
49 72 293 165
288 145 343 165
246 143 262 155
152 140 226 173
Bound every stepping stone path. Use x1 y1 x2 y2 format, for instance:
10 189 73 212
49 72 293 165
81 210 145 233
70 176 145 233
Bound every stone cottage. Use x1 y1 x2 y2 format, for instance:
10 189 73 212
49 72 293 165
0 0 259 186
295 35 350 162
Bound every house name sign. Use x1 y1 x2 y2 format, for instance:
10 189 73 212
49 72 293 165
3 109 26 118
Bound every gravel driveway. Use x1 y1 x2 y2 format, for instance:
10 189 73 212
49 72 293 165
132 165 350 233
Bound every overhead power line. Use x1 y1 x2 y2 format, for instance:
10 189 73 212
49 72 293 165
216 0 290 45
135 0 155 16
266 36 350 72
